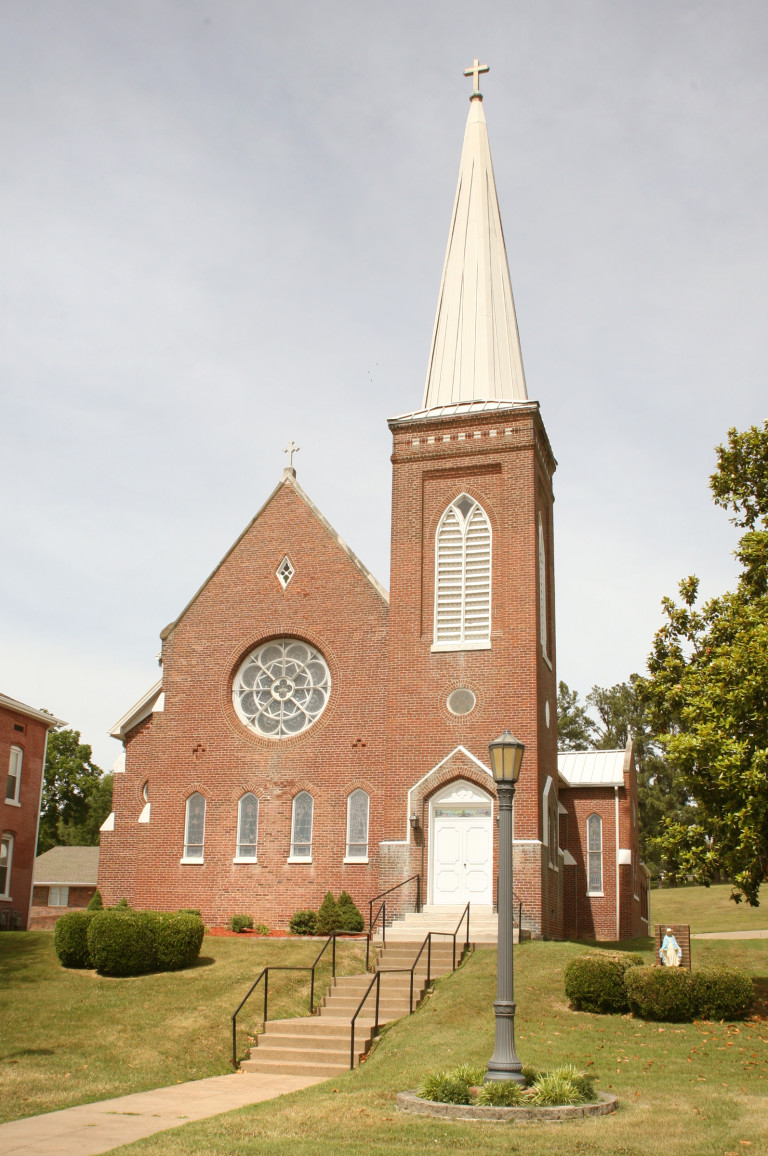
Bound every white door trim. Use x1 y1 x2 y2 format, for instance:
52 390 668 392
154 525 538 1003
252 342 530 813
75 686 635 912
429 779 494 905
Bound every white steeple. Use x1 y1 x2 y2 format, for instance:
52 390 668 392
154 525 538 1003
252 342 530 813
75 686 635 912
422 66 528 410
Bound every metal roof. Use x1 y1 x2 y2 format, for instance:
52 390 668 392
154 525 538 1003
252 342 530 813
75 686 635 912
558 749 628 787
34 845 99 885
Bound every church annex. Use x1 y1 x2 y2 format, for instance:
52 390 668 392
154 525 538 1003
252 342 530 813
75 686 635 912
99 70 648 941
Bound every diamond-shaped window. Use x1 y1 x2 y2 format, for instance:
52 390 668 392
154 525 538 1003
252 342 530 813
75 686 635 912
276 556 295 589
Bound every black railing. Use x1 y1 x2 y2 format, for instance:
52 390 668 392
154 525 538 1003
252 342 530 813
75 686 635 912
350 908 472 1069
495 875 524 932
231 932 356 1067
368 874 421 943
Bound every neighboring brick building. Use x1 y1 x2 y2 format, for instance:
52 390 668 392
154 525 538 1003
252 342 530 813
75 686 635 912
1 693 65 930
99 78 645 939
30 845 99 928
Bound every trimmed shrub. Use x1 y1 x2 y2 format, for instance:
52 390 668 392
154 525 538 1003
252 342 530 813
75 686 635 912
229 915 254 933
625 965 696 1022
156 913 205 970
54 910 96 968
316 891 344 935
254 922 269 936
88 909 160 976
337 890 365 933
116 898 130 908
87 890 103 911
476 1080 527 1106
289 910 317 935
692 967 754 1021
178 908 201 917
564 952 644 1014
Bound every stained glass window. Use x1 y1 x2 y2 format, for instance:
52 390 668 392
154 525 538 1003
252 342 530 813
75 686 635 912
291 791 314 858
233 639 331 739
346 790 369 859
587 814 603 894
237 794 259 859
184 793 206 859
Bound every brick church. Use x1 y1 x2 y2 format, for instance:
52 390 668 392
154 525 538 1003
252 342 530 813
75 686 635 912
99 70 648 941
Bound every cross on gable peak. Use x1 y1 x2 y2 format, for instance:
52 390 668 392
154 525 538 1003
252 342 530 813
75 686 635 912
463 58 489 100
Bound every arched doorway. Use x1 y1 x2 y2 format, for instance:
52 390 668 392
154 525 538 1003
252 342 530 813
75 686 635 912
430 779 494 905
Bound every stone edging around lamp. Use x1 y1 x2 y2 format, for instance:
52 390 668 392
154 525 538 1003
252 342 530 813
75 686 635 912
396 1089 618 1124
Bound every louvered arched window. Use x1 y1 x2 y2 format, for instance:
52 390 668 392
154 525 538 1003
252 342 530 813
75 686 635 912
433 494 492 649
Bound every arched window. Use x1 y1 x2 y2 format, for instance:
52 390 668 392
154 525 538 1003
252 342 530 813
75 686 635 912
183 793 206 860
5 746 22 804
0 834 13 897
433 494 491 649
586 814 603 895
237 794 259 860
290 792 314 860
346 790 369 861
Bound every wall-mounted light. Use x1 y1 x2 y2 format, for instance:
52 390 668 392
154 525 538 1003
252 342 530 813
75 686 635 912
409 812 419 830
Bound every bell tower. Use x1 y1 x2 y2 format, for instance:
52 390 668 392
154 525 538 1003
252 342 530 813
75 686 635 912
381 65 560 938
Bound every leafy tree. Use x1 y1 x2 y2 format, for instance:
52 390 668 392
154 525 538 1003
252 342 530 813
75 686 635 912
38 729 110 853
556 682 595 750
640 422 768 906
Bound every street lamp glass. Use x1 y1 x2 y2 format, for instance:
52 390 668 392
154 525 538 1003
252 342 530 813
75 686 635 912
488 730 525 783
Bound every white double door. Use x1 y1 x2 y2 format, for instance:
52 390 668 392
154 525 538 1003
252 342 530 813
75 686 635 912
430 780 493 906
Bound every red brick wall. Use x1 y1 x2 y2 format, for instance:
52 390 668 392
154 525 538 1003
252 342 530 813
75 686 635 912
99 479 389 928
29 885 96 928
383 404 559 936
0 706 49 930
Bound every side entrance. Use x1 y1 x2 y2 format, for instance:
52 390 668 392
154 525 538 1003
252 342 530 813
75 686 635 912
429 779 494 905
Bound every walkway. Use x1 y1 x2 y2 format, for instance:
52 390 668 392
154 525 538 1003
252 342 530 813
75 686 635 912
0 1072 325 1156
691 929 768 940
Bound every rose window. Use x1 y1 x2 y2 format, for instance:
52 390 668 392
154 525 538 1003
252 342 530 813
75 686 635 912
233 639 331 738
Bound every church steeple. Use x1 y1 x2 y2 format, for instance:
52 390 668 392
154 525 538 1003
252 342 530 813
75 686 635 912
422 64 528 410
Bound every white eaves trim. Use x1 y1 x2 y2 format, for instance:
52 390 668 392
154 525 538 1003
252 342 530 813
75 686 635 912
0 692 66 729
110 680 164 741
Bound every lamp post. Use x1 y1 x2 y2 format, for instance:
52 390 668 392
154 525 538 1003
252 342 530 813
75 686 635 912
485 729 526 1085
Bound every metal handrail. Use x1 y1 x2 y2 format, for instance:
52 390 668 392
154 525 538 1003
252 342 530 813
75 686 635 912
495 875 524 931
349 929 434 1069
230 932 351 1067
368 874 421 935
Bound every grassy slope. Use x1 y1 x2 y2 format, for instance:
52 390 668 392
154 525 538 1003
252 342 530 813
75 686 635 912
0 932 366 1123
651 884 768 934
109 937 768 1156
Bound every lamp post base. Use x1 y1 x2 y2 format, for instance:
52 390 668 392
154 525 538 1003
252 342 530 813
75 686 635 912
484 999 526 1084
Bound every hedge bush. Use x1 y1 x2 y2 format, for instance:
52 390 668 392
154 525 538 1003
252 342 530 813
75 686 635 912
563 952 644 1013
337 891 365 933
692 967 754 1020
229 915 254 933
316 891 344 935
156 913 205 970
625 965 697 1022
86 890 103 911
289 910 317 935
54 910 96 968
87 910 160 976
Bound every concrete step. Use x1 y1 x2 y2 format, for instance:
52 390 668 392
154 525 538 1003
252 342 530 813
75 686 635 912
258 1031 362 1053
240 1057 350 1076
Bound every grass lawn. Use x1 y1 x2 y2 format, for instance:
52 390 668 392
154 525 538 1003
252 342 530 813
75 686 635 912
651 884 768 935
0 930 367 1123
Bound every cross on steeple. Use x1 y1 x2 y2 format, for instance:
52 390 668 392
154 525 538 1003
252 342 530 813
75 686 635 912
463 57 489 99
283 440 300 469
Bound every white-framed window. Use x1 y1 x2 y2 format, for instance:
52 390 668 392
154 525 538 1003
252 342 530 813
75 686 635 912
0 834 12 897
538 512 549 662
289 791 314 860
49 885 69 906
587 813 603 895
183 793 206 861
5 746 22 805
345 789 369 861
433 494 491 650
236 793 259 860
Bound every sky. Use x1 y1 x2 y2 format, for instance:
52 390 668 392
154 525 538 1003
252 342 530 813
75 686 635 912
1 1 766 772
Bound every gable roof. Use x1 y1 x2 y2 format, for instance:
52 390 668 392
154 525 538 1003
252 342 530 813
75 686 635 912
558 747 631 787
34 845 99 885
0 693 65 729
110 680 163 741
160 470 388 642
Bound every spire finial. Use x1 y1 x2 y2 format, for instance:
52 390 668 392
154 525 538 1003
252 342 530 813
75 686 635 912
463 58 489 101
283 440 300 472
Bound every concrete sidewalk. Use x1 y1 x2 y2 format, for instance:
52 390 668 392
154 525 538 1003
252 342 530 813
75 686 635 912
691 929 768 939
0 1071 325 1156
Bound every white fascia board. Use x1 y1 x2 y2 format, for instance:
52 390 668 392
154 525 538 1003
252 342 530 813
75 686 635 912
0 693 66 729
110 680 163 740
